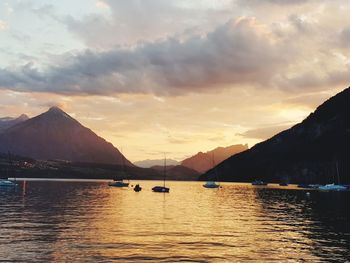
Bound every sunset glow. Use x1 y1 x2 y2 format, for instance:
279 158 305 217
0 0 348 161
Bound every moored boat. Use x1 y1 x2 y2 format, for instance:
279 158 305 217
252 180 268 186
109 149 130 187
0 179 18 188
318 184 347 191
133 184 142 192
203 153 220 188
152 155 170 193
108 180 129 187
318 161 348 191
152 186 169 193
203 181 220 188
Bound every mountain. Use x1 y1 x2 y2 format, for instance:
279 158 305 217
201 87 350 184
134 158 179 168
0 107 132 165
181 144 248 173
150 165 200 181
0 114 29 132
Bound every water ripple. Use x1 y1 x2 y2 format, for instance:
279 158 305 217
1 181 350 262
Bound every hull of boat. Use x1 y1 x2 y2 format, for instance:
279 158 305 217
108 182 129 187
203 182 220 188
318 184 348 191
252 181 267 186
0 180 18 187
152 186 169 193
133 185 142 192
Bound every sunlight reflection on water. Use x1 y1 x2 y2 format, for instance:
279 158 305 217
0 180 350 262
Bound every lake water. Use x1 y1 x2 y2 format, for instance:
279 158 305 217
1 180 350 262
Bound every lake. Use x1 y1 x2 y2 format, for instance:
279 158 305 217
1 180 350 262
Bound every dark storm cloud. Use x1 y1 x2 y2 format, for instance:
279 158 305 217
0 18 289 96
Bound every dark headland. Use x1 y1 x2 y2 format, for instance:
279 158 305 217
201 87 350 184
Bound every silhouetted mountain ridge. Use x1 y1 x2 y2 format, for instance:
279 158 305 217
0 107 132 165
150 165 200 181
134 158 180 168
201 87 350 184
182 144 248 173
0 114 29 132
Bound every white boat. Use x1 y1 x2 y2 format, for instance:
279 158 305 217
0 179 17 187
318 161 348 192
108 180 129 187
318 183 347 191
0 153 18 188
203 153 220 188
109 149 130 187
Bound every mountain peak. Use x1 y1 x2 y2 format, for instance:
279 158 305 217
181 144 248 173
43 106 75 122
17 114 29 121
0 107 133 166
48 106 65 114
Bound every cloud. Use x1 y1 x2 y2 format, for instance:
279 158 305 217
0 20 8 30
60 0 237 48
238 124 293 140
0 17 290 96
1 1 350 98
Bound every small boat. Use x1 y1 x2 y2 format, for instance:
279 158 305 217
152 155 170 193
203 153 220 188
318 161 347 192
318 184 347 191
252 180 268 186
0 152 18 188
109 150 130 187
203 181 220 188
152 186 169 193
0 179 18 188
108 179 129 187
133 184 142 192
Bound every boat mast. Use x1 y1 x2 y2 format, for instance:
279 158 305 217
336 160 340 185
8 151 15 181
163 153 166 187
212 152 218 181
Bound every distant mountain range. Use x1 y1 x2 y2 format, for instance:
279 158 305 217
181 144 248 173
201 87 350 184
0 114 29 132
150 165 199 181
0 107 132 166
134 158 180 168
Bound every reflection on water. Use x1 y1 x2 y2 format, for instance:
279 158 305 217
1 181 350 262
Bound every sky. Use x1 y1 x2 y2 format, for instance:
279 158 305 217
0 0 349 162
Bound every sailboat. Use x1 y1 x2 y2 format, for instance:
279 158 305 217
0 152 18 188
203 153 220 188
318 161 347 191
152 155 170 193
109 150 130 187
